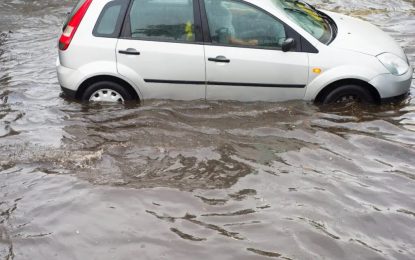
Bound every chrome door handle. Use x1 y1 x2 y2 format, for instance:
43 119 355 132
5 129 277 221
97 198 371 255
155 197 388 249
208 55 230 63
119 48 140 55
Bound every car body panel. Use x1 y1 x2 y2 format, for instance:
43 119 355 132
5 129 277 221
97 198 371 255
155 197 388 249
116 40 206 100
57 56 144 99
326 11 406 59
59 0 117 70
204 45 309 101
369 67 413 98
304 46 390 100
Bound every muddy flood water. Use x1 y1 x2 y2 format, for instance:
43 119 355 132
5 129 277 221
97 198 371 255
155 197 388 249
1 0 415 259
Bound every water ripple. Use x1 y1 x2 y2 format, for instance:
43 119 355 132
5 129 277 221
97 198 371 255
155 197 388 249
0 0 414 259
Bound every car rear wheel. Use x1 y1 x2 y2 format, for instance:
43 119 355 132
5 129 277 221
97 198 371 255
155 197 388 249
82 81 133 103
322 84 375 104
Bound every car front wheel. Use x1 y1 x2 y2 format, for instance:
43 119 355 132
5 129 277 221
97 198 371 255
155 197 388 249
82 81 133 103
322 84 375 104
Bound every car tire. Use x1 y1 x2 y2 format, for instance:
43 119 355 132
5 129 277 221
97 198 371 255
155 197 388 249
322 84 375 104
82 81 133 102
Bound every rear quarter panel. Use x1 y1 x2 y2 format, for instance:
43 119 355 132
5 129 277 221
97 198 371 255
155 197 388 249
59 0 117 71
58 0 144 98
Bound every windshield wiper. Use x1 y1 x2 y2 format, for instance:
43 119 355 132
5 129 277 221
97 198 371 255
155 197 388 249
284 7 308 16
285 1 335 31
285 0 318 12
284 8 317 34
286 0 329 19
295 0 319 13
284 7 335 44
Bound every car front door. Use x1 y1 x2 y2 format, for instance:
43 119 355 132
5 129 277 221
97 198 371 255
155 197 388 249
202 0 309 102
116 0 206 100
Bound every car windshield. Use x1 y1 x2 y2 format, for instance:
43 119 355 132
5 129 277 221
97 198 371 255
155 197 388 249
271 0 333 44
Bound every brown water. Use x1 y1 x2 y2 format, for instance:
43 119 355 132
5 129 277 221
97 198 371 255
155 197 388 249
1 0 415 259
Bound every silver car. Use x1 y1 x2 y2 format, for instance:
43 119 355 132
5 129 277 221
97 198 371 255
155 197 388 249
57 0 413 104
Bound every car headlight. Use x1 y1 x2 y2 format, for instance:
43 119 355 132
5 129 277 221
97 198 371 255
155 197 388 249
377 53 409 76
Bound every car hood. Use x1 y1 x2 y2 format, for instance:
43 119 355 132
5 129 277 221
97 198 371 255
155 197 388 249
325 11 406 59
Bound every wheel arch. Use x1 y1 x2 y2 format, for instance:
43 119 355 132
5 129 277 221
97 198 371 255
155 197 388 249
75 75 141 101
314 78 381 104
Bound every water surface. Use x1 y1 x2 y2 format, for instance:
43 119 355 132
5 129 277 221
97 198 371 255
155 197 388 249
0 0 415 259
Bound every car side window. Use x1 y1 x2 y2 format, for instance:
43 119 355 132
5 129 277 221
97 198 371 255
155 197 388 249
204 0 286 48
93 0 129 38
128 0 197 42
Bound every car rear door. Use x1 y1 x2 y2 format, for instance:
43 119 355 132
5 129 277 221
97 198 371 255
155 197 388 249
116 0 206 100
202 0 309 102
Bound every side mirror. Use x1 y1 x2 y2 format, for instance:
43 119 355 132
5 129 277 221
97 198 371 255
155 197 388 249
282 38 295 52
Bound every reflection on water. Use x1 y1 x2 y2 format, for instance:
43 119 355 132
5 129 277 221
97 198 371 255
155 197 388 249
1 0 415 259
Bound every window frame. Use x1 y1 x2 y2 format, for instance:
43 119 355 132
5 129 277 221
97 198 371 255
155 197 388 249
119 0 204 44
93 0 130 38
199 0 317 53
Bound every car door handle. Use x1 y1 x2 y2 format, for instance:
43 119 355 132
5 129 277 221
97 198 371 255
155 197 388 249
118 48 140 55
208 56 230 63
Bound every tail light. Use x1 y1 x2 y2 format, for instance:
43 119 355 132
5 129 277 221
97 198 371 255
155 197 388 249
59 0 93 51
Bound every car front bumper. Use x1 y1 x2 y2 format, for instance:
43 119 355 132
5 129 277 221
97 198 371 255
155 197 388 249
369 65 413 100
